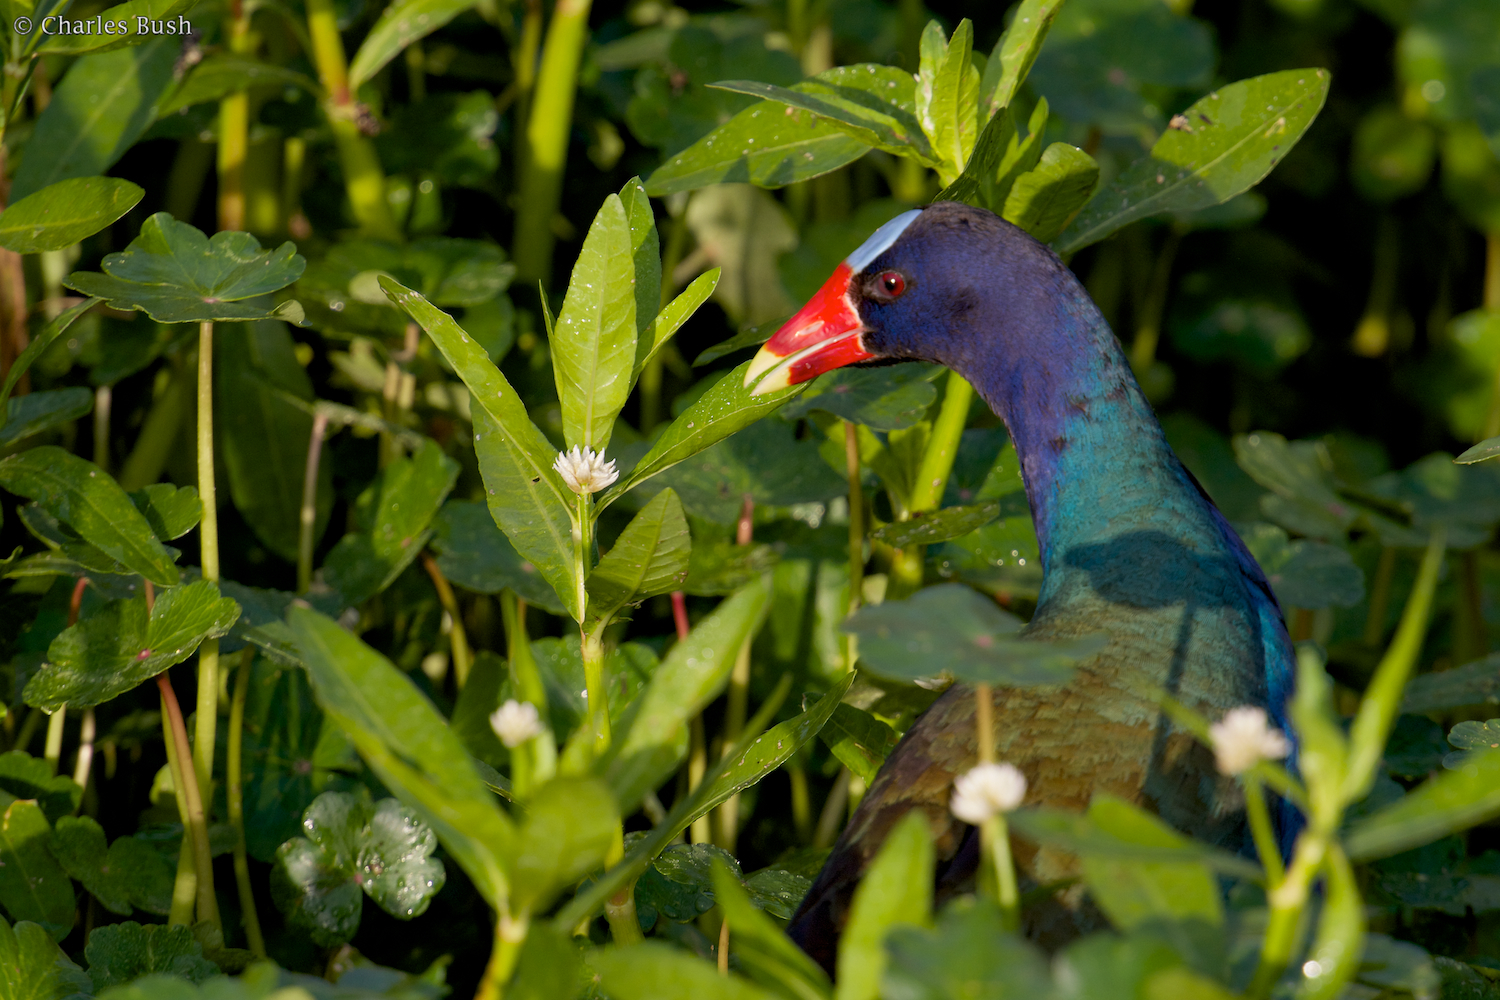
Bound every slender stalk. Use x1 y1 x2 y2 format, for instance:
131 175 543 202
13 710 40 756
502 593 556 782
510 0 543 178
1350 215 1398 358
605 887 644 944
43 709 66 775
216 0 253 231
297 411 329 593
475 914 528 1000
717 919 730 974
159 672 220 930
282 137 309 238
512 0 594 285
228 649 267 957
641 203 691 431
1128 226 1183 374
1244 774 1285 886
422 553 473 689
93 385 111 471
715 497 755 850
119 355 191 491
981 814 1020 930
974 682 994 764
1458 551 1487 664
194 323 221 864
813 768 852 849
788 754 812 843
845 421 864 614
688 714 711 845
71 708 95 793
890 372 974 597
162 699 198 927
1249 827 1328 999
1362 546 1396 648
1486 231 1499 313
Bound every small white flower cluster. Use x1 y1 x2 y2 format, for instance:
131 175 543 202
489 699 545 748
1209 706 1291 776
553 446 618 495
950 762 1027 824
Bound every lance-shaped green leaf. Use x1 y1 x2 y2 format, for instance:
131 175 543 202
933 106 1015 208
587 489 691 627
1403 656 1500 713
1077 796 1223 930
619 178 661 345
270 791 446 947
380 275 582 621
0 298 99 431
323 438 458 606
430 500 567 615
348 0 482 89
13 503 141 583
1345 749 1500 861
599 359 807 510
1056 69 1332 254
288 606 514 910
916 20 981 183
26 581 240 712
711 66 937 165
821 703 899 784
837 811 934 1000
0 801 73 942
605 579 769 811
510 778 618 915
0 388 92 448
593 942 779 1000
986 99 1051 214
982 0 1065 116
1007 806 1263 880
635 269 719 378
0 914 91 998
64 213 305 324
127 484 201 542
82 923 218 989
845 583 1104 687
0 446 178 585
552 195 637 453
0 178 143 255
158 55 320 117
1003 142 1100 243
869 498 1021 547
1456 436 1500 465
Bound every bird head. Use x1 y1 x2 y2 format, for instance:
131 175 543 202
745 202 1021 395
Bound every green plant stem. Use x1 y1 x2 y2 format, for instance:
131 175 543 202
228 648 267 958
422 552 472 689
974 681 994 763
502 593 557 782
162 700 198 927
512 0 594 285
890 372 973 598
1362 546 1396 648
981 814 1020 930
194 322 220 847
158 672 220 930
297 410 329 594
43 708 65 775
574 489 610 755
476 914 528 1000
1129 226 1183 374
605 884 644 944
509 0 543 180
1249 826 1328 1000
1244 774 1284 885
845 420 864 614
119 355 190 491
1458 551 1487 664
71 707 95 793
1350 215 1398 358
217 4 251 231
714 497 755 852
305 0 400 240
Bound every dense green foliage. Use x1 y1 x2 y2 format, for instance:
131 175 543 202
0 0 1496 995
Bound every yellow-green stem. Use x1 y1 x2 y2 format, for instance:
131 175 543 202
605 884 644 944
216 0 253 231
1249 829 1328 999
715 496 755 850
159 673 220 930
297 410 328 594
1362 546 1396 648
689 714 710 844
422 552 473 689
228 649 267 957
981 814 1020 930
475 914 528 1000
1129 226 1183 374
890 372 973 597
1244 774 1284 886
974 682 994 764
502 593 556 781
512 0 594 285
845 421 864 614
43 708 65 775
72 707 95 792
195 322 220 827
581 627 611 755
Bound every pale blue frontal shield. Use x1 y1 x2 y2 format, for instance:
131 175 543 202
844 209 923 274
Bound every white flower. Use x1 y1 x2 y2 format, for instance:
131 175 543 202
1209 706 1291 776
950 762 1027 823
553 446 619 495
490 700 545 748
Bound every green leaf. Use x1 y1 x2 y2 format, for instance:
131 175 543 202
869 499 1016 548
820 703 898 784
1007 805 1262 880
600 359 808 510
511 777 618 914
1403 656 1500 713
270 791 446 947
713 859 832 1000
710 66 937 165
619 177 661 347
1053 932 1185 1000
48 817 169 917
430 500 567 615
836 811 933 1000
1446 721 1500 771
587 488 691 626
1077 796 1223 930
931 104 1015 208
884 899 1052 1000
0 388 92 448
1298 845 1364 1000
0 178 143 254
9 39 179 203
1002 142 1100 243
26 581 240 712
844 583 1102 687
779 363 941 432
653 418 846 525
0 754 82 826
220 321 331 564
83 922 218 990
552 194 637 453
0 801 73 942
381 275 582 621
1455 436 1500 465
127 484 201 542
636 269 719 377
1233 432 1356 541
0 914 91 1000
636 843 736 928
1238 523 1365 609
348 0 482 89
288 606 515 910
0 298 99 432
915 20 981 183
0 446 179 585
1055 69 1332 254
606 579 769 811
983 0 1066 115
64 213 306 324
593 941 780 1000
323 438 459 606
158 54 319 117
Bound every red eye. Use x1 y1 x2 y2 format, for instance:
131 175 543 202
878 271 906 297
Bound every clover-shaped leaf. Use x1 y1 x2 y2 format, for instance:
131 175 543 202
63 213 305 324
844 582 1104 687
1444 720 1500 771
270 791 446 948
83 922 219 990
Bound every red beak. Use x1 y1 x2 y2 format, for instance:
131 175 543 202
744 262 875 395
